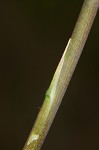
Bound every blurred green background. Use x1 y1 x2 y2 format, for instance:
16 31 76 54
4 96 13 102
0 0 99 150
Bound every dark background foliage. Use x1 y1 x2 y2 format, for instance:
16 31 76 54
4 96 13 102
0 0 99 149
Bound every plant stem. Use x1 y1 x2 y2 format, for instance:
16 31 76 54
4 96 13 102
23 0 99 150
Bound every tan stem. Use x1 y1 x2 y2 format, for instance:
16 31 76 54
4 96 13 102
23 0 99 150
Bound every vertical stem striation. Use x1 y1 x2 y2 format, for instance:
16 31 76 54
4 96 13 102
23 0 99 150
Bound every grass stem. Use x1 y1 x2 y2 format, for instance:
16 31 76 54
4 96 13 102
23 0 99 149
